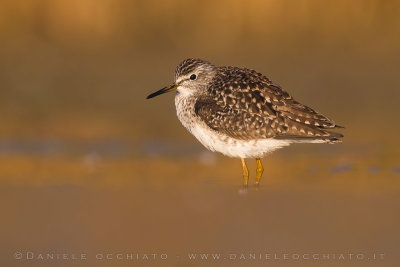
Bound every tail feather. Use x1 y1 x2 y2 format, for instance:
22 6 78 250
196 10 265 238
275 119 344 144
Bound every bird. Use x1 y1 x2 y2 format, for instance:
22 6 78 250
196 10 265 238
146 58 343 187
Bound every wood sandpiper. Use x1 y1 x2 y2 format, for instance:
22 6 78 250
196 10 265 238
147 58 343 187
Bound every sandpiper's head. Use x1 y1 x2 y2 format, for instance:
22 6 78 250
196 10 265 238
147 58 217 99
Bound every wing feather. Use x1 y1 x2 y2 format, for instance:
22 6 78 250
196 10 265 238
195 66 343 142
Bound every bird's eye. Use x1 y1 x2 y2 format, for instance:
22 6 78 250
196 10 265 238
190 74 197 80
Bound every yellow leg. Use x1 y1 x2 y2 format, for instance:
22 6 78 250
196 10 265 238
255 158 264 186
240 158 249 187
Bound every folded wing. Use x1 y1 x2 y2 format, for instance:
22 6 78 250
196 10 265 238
194 66 343 143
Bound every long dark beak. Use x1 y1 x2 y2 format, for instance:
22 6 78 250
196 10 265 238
146 83 177 99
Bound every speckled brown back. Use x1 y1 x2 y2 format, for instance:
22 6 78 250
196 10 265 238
194 65 343 142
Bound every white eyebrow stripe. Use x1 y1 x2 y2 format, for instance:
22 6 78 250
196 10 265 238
176 75 190 84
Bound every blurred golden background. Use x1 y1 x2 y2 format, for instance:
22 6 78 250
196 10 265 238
0 0 399 266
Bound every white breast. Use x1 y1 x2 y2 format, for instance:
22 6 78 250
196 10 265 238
175 94 293 158
189 122 291 158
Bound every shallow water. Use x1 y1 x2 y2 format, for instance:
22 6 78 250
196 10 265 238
1 140 399 266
